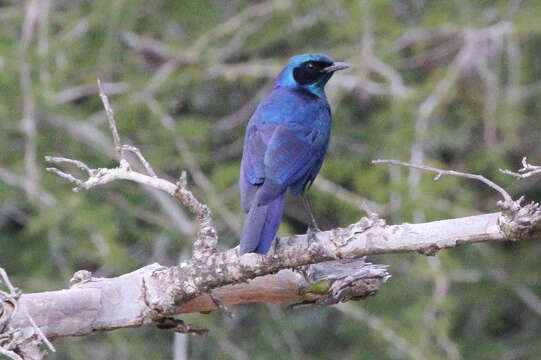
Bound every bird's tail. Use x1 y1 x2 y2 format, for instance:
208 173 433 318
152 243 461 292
239 192 286 255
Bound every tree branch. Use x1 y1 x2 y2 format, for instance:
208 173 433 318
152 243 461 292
9 259 388 339
500 157 541 179
373 159 514 204
13 83 538 351
7 206 541 341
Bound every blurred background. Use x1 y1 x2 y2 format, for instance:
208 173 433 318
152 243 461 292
1 0 541 359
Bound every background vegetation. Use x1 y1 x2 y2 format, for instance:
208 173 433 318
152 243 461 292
1 0 541 359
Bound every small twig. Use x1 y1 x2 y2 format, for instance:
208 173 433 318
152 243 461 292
372 159 513 204
208 290 233 319
0 269 20 333
24 311 55 353
44 166 84 190
97 78 123 160
121 145 157 177
1 268 55 357
0 269 17 297
499 157 541 179
44 156 93 177
46 80 219 261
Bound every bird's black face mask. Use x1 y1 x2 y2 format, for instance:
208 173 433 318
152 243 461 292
293 61 333 85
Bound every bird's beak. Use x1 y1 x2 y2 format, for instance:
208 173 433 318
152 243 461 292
322 62 350 73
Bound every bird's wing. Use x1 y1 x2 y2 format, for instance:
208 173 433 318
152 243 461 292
241 121 277 185
254 124 326 205
239 119 278 212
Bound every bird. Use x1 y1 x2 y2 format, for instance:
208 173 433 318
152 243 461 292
238 53 349 255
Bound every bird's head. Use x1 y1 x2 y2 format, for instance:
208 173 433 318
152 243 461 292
275 53 349 98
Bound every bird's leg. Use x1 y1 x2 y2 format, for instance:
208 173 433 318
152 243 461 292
302 194 320 241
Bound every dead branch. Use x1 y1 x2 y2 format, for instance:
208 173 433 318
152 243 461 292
46 80 217 260
9 259 388 339
500 157 541 179
20 82 539 351
1 268 55 360
373 159 514 204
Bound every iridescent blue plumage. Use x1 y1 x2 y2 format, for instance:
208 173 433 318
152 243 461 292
239 54 349 254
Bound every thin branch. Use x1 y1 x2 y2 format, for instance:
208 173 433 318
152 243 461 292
97 78 122 160
499 157 541 179
121 145 157 178
44 156 93 177
24 311 55 353
42 115 196 236
143 96 242 235
1 268 55 359
373 159 513 204
46 83 218 260
208 290 233 319
0 269 17 296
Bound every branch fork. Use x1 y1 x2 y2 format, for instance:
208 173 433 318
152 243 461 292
45 79 218 260
32 80 541 351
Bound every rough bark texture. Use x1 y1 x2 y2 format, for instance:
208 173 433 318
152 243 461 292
145 208 540 313
7 204 541 341
9 259 388 339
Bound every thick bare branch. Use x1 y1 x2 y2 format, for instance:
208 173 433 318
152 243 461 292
33 71 541 355
9 259 388 339
8 204 539 340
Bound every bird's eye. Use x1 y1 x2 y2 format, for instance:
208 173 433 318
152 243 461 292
306 62 315 70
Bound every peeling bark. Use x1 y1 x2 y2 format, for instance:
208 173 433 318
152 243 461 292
7 206 541 340
9 260 387 339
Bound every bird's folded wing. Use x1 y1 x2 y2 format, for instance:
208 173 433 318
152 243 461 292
242 122 325 205
242 123 277 185
257 125 324 200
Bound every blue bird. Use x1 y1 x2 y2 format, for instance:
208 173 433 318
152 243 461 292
239 53 349 254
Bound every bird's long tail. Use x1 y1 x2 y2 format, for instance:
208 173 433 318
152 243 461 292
239 192 286 254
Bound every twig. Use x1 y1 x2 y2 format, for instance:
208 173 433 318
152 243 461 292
499 157 541 179
144 96 242 235
0 269 17 296
121 145 157 177
373 159 513 204
44 156 93 177
43 116 196 235
24 311 55 353
97 78 123 160
1 268 55 358
46 82 218 260
208 290 233 319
